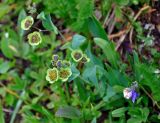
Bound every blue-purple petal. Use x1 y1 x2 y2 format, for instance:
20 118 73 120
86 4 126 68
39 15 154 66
131 90 138 103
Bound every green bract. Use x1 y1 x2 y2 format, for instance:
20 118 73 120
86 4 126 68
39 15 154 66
46 68 59 83
21 16 34 30
71 50 83 62
59 68 72 82
27 31 42 46
62 60 71 68
81 54 90 63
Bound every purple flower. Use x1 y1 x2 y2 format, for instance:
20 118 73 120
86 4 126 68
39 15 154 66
130 90 139 103
123 88 139 103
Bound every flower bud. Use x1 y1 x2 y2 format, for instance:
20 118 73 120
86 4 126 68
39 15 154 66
21 16 34 30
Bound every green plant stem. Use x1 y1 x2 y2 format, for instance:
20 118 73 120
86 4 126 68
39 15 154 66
10 90 25 123
103 9 111 27
140 86 160 110
58 30 66 42
65 82 70 103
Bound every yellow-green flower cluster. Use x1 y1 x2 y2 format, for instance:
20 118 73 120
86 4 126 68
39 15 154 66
21 16 34 30
71 49 90 63
46 55 72 83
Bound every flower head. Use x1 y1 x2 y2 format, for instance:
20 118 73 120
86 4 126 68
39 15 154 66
46 68 59 83
27 31 42 46
123 87 139 103
21 16 34 30
71 50 83 62
80 54 90 63
59 68 72 82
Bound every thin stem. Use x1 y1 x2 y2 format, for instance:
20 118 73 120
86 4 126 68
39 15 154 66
57 30 66 42
103 9 111 27
10 90 25 123
65 82 70 103
140 86 160 110
33 26 50 32
3 108 13 113
33 26 66 42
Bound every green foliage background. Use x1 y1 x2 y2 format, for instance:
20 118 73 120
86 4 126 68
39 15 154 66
0 0 160 123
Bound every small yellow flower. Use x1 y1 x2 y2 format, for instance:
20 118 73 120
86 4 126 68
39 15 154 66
27 31 42 46
59 68 72 82
21 16 34 30
46 68 59 83
71 50 83 62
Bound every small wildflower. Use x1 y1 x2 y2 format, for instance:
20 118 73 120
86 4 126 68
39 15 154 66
123 82 139 103
59 68 72 82
56 60 62 69
80 54 90 63
21 16 34 30
71 50 83 62
46 68 58 83
27 31 42 46
62 60 71 68
52 54 59 61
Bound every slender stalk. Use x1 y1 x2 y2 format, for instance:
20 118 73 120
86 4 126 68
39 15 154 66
64 82 70 103
57 30 66 42
103 9 111 27
140 86 160 110
10 90 25 123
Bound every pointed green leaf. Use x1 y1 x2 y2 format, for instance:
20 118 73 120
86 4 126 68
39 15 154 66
55 106 81 119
